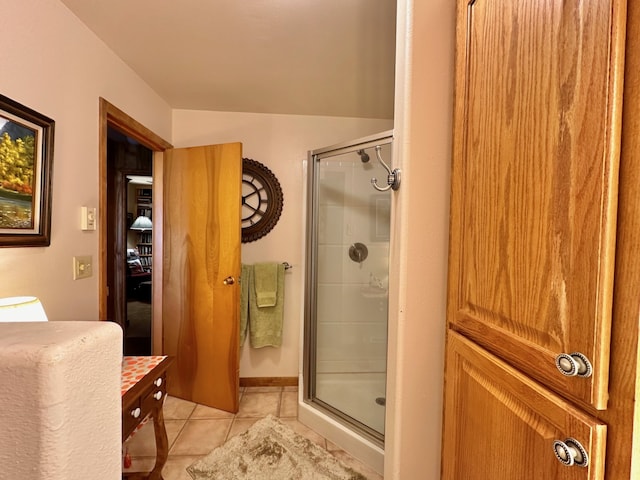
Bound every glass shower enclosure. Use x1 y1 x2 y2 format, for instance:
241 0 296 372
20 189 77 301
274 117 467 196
304 131 393 445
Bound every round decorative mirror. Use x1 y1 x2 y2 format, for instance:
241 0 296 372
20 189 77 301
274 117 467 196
241 158 284 243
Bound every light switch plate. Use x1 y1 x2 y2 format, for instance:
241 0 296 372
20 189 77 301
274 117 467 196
73 256 92 280
81 206 96 231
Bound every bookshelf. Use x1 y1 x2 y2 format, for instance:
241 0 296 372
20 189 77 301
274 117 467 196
135 187 152 270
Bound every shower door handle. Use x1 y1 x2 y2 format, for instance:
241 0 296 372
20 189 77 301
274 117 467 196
223 276 235 285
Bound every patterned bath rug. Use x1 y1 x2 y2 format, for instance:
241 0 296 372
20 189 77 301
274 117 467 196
186 415 368 480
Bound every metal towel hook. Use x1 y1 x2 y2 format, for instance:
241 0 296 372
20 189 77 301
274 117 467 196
371 145 401 192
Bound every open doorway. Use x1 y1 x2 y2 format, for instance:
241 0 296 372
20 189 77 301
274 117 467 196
106 128 153 354
125 174 153 354
98 98 173 356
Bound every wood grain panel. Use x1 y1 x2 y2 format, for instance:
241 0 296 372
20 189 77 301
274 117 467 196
240 377 299 388
442 331 607 480
448 0 625 409
162 143 241 412
599 3 640 477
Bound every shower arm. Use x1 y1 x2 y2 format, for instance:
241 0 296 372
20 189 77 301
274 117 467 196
371 145 401 192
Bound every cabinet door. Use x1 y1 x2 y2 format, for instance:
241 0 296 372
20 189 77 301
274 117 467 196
448 0 626 409
442 332 607 480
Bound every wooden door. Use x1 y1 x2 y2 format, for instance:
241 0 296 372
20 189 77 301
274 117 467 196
447 0 625 411
162 142 242 413
442 332 607 480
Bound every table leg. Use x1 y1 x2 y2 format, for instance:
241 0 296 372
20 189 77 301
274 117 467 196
148 400 169 480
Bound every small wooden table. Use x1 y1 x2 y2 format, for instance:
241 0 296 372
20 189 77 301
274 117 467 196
122 356 175 480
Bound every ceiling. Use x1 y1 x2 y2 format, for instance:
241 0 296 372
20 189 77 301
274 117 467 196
59 0 397 119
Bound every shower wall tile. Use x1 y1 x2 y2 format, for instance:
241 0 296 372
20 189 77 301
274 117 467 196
316 359 387 374
318 205 344 244
317 245 389 285
318 170 348 206
352 165 377 197
317 285 387 322
316 321 388 349
317 245 346 283
315 372 386 435
342 194 391 245
316 322 388 373
346 203 372 244
325 199 389 246
368 195 391 242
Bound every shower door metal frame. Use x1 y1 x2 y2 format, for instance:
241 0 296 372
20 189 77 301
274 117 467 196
303 130 394 447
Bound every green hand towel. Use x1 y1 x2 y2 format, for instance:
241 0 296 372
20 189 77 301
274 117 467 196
254 262 279 307
240 264 252 347
249 263 285 348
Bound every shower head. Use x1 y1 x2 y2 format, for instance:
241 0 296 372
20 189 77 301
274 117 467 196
357 149 370 163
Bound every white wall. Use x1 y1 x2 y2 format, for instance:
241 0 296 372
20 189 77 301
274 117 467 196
0 0 172 320
384 0 455 479
172 110 392 378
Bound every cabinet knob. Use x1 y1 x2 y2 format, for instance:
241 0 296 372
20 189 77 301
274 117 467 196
130 407 141 419
223 276 235 285
555 352 593 378
154 377 163 387
553 438 589 467
154 391 163 401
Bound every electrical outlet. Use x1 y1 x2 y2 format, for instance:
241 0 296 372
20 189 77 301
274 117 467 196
73 256 93 280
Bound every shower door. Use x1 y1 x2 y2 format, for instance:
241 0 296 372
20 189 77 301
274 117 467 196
305 131 393 444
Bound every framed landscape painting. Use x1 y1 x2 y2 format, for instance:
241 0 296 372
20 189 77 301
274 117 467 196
0 94 54 246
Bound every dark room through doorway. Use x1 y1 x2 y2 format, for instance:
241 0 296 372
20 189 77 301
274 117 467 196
107 126 153 355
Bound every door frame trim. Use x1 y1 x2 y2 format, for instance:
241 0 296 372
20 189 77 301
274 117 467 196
98 98 172 354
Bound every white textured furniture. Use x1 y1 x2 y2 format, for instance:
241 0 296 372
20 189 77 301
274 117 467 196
0 321 122 479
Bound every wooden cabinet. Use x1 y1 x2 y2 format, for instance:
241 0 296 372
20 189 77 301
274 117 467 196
442 1 639 478
448 0 622 413
443 332 607 479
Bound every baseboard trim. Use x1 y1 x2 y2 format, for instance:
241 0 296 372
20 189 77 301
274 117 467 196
240 377 299 387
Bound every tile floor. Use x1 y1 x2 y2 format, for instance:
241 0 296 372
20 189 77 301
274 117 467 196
123 386 383 480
